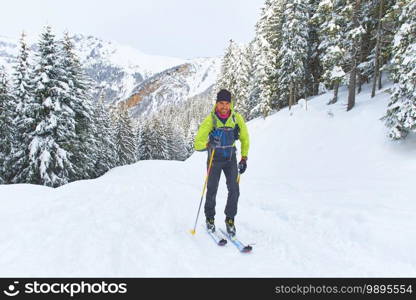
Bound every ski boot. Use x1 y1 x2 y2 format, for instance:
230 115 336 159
225 217 236 237
206 217 215 232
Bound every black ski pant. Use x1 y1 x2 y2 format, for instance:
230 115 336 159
205 153 240 220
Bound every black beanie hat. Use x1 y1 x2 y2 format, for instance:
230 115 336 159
216 89 232 103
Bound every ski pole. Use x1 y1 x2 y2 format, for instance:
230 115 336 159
190 148 216 235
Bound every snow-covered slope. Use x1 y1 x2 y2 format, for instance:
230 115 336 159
1 80 415 277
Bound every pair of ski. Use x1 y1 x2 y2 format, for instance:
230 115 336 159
207 228 253 253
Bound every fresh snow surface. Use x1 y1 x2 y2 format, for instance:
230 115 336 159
1 80 415 277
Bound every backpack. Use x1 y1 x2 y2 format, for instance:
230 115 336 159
209 111 240 160
211 111 240 140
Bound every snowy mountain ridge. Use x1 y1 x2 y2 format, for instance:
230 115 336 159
0 33 221 114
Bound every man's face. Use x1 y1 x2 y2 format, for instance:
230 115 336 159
216 101 230 115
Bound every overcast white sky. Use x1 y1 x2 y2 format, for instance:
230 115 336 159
1 0 265 59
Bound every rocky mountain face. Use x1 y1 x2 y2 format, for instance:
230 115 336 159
122 57 221 118
0 33 221 119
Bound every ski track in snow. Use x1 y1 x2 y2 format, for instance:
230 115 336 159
0 80 415 277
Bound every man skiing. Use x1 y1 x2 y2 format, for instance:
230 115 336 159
194 89 249 236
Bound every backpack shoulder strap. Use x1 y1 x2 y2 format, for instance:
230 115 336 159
211 111 217 129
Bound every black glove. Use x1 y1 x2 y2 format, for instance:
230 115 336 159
207 135 221 149
238 157 247 174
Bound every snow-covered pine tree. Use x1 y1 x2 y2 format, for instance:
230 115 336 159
305 0 323 97
27 25 76 187
250 35 274 119
114 104 137 165
60 32 97 180
8 32 37 184
261 0 285 109
157 113 170 160
383 0 416 139
136 117 144 160
137 113 171 161
0 68 6 184
166 123 185 161
161 107 187 161
0 67 15 184
216 39 240 97
93 95 118 175
276 0 310 110
180 104 195 156
216 40 253 117
249 0 286 118
174 125 188 161
313 0 348 104
136 118 150 161
381 0 409 79
153 115 171 160
244 40 260 121
137 118 155 160
233 44 252 119
354 0 378 94
370 0 385 97
346 0 365 111
182 94 210 157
